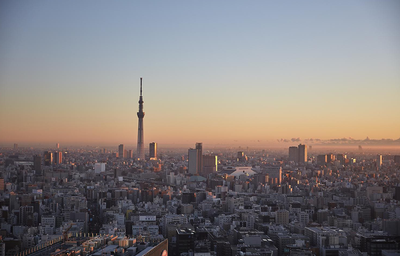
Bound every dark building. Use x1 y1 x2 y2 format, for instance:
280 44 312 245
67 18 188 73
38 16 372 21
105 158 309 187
149 142 157 160
33 155 42 176
196 143 203 174
288 147 298 162
395 187 400 201
216 241 232 256
237 151 247 162
54 151 62 164
118 144 124 159
366 238 398 256
176 228 195 255
326 153 335 163
44 151 53 166
182 192 196 204
317 155 327 165
19 205 34 226
203 155 217 175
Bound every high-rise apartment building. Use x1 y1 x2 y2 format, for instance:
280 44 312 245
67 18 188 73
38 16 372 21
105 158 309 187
150 142 157 160
298 144 307 163
118 144 124 159
276 209 289 225
137 78 145 160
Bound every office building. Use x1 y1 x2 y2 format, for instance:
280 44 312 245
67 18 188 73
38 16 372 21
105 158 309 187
14 143 18 149
176 228 195 255
377 154 383 168
196 143 203 174
56 143 59 149
289 147 298 162
33 155 42 175
265 166 282 185
44 151 53 166
336 154 346 165
298 144 307 163
137 78 145 160
188 148 198 175
54 151 62 164
317 155 327 165
127 150 133 159
326 153 335 163
203 155 218 175
237 151 247 162
150 142 157 160
118 144 124 159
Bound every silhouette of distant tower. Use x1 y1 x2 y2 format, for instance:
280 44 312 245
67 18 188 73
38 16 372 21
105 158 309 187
137 78 145 160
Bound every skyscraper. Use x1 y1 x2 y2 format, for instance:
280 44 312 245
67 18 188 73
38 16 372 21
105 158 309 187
44 151 53 166
377 154 383 168
137 78 145 160
188 148 198 174
118 144 124 159
33 155 42 176
196 143 203 174
288 147 298 162
203 155 218 175
150 142 157 160
298 144 307 163
54 151 62 164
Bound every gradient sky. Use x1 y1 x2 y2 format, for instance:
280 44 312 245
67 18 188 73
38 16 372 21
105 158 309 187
0 1 399 147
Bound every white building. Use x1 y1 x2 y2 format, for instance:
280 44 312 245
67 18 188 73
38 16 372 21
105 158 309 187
94 163 106 173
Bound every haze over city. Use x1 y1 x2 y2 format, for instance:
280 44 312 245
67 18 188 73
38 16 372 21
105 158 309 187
0 1 399 148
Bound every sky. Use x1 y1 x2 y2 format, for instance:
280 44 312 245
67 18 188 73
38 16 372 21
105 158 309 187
0 1 399 148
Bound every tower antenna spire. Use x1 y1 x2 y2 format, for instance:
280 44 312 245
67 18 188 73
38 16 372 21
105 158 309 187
140 77 142 96
137 77 145 160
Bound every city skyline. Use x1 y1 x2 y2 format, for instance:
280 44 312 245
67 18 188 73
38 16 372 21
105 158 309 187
0 1 399 146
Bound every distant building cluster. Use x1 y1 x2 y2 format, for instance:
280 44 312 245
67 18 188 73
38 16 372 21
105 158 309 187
1 142 400 256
